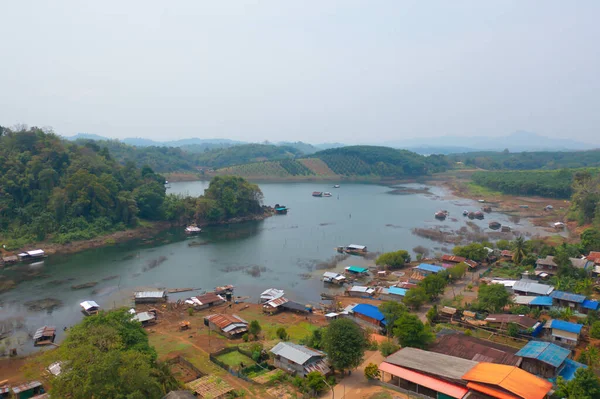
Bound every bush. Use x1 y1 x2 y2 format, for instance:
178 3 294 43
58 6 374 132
242 333 249 342
187 307 194 316
590 321 600 339
276 327 288 340
464 329 473 336
379 340 400 357
364 363 380 380
510 305 531 315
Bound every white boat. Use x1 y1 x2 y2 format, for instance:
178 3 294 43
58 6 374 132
323 192 332 197
80 300 100 316
333 185 340 188
185 226 202 234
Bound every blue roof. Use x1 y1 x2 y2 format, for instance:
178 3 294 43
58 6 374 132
550 320 583 334
346 266 368 273
388 287 407 296
530 296 553 306
550 290 586 304
352 304 386 324
416 264 445 273
516 341 570 368
582 299 599 310
558 358 587 381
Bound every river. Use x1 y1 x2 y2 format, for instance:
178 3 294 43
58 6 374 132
0 182 543 354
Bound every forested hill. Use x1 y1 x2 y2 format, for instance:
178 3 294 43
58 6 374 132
0 127 264 248
214 145 449 179
448 149 600 170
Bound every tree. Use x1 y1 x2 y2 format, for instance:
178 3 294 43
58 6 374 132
379 341 400 357
506 322 520 337
378 301 407 333
393 314 434 349
419 274 447 300
578 346 600 369
323 319 366 372
556 368 600 399
426 305 438 324
496 239 511 250
305 371 327 394
303 328 326 350
364 363 380 380
448 263 468 281
375 250 411 269
582 228 600 253
453 243 487 262
249 320 261 340
590 321 600 339
276 327 288 340
511 236 526 265
477 283 510 312
403 287 427 310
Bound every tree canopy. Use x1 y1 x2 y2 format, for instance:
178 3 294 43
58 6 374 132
393 314 434 349
375 250 411 269
452 243 488 262
556 367 600 399
323 319 367 372
477 282 511 312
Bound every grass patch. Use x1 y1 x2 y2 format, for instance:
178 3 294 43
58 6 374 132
149 334 220 374
465 182 502 198
490 262 534 279
215 351 255 368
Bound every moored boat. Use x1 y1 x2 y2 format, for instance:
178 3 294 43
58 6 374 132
185 225 202 234
337 244 368 255
333 185 340 188
323 192 332 197
489 221 501 230
80 300 100 316
274 204 288 214
312 191 323 197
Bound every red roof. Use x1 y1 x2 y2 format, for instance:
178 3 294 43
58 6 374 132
587 251 600 263
379 362 468 399
464 260 478 268
442 255 466 263
501 250 514 258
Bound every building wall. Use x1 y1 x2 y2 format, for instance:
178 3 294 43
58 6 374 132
552 329 579 344
274 357 305 377
520 358 557 379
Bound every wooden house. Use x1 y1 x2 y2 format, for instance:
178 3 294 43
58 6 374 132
441 255 466 264
33 326 56 346
186 293 226 310
204 314 248 338
515 341 585 381
262 296 288 314
134 291 167 304
350 304 386 331
271 342 330 377
80 300 100 316
544 320 583 347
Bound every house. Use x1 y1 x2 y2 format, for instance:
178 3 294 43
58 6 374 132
581 299 600 314
586 251 600 264
9 381 45 399
462 363 552 399
501 250 514 260
204 314 248 338
80 300 100 316
260 288 284 303
378 286 407 302
544 320 583 346
270 342 330 377
17 249 45 261
322 271 346 284
513 295 535 306
535 256 558 276
187 376 234 399
429 333 521 366
512 280 554 296
382 347 478 385
484 314 540 334
415 263 445 275
33 326 56 346
262 296 288 314
549 290 586 310
464 259 478 270
134 291 167 304
516 341 585 381
350 304 386 330
570 257 593 271
441 255 466 264
344 266 369 275
528 296 553 309
347 285 376 297
187 293 226 310
281 301 312 314
132 311 157 327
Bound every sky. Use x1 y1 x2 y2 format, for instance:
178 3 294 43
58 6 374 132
0 1 599 144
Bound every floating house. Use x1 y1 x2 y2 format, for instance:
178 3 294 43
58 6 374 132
184 225 202 234
516 341 586 381
134 290 167 304
186 293 226 310
338 244 368 255
17 249 46 262
270 342 330 377
33 326 56 346
544 320 583 346
322 271 346 284
344 265 369 275
204 314 248 338
347 285 376 297
274 205 288 214
262 296 289 314
80 300 100 316
260 288 284 303
462 363 553 399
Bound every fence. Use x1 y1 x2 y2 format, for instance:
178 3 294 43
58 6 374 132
208 346 265 383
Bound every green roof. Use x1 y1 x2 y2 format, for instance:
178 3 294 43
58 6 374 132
346 266 368 273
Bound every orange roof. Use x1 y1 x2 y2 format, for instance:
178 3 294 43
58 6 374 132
462 363 552 399
588 251 600 263
467 382 520 399
379 362 468 399
205 314 247 329
442 255 466 263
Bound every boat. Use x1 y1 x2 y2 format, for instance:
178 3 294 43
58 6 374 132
333 185 340 188
312 192 323 197
274 204 288 214
501 225 511 232
482 206 492 213
17 249 47 263
80 300 100 316
435 210 449 220
323 192 332 197
337 244 368 255
488 221 501 230
462 210 469 216
185 225 202 234
474 211 485 220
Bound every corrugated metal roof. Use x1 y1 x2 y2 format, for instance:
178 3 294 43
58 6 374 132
349 285 375 294
587 251 600 262
442 255 466 263
260 288 284 300
429 334 521 366
347 244 366 250
583 299 599 310
222 323 248 333
529 296 553 306
550 290 586 303
484 314 538 328
80 300 99 310
27 249 45 256
385 347 478 381
323 272 340 279
11 381 42 394
193 292 225 305
388 287 407 296
512 280 554 296
549 319 583 334
346 266 368 273
265 296 289 308
352 304 385 323
513 295 534 305
205 314 247 329
33 326 55 340
515 341 570 368
48 362 63 376
378 362 469 398
282 301 308 312
558 358 587 382
270 342 325 365
133 312 156 323
462 363 552 399
416 263 445 273
134 291 166 299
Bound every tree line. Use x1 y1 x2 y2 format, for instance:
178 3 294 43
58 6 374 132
471 169 575 198
449 149 600 170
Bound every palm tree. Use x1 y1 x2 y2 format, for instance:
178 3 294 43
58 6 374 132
576 278 594 296
512 236 526 265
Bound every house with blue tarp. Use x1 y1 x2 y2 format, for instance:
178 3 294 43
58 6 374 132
379 286 407 302
415 264 445 274
544 319 583 346
350 303 386 331
549 290 586 310
516 341 586 382
529 296 553 309
581 299 599 314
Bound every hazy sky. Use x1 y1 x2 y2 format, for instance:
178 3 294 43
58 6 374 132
1 1 598 144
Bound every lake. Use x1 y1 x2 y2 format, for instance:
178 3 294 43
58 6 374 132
0 181 541 353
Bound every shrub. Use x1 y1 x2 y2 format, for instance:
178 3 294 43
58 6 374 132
242 333 249 342
276 327 288 340
379 340 400 357
590 321 600 339
187 307 194 316
364 363 380 380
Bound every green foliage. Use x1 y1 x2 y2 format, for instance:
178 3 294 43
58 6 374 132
571 171 600 224
364 363 380 380
204 176 264 221
447 263 468 281
302 328 326 350
556 367 600 399
496 239 511 250
242 333 249 342
379 341 400 357
511 236 527 265
195 144 301 168
510 305 531 315
506 322 520 337
581 228 600 253
378 301 407 330
392 314 434 349
45 309 177 398
426 305 438 324
578 346 600 369
453 243 488 262
305 371 328 394
471 169 575 198
403 287 428 310
477 282 511 312
278 159 314 176
419 274 447 300
276 327 288 340
451 150 600 171
375 250 411 269
323 319 366 372
249 320 261 339
590 321 600 339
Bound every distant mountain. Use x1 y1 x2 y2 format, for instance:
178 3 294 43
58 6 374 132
314 142 347 150
122 137 245 147
276 141 319 154
386 131 594 152
403 146 479 155
65 133 111 141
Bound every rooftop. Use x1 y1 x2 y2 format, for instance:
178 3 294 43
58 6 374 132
352 303 386 324
484 314 538 328
441 255 466 263
547 319 583 334
205 314 247 330
512 280 554 296
550 290 586 304
385 347 478 381
345 266 368 273
558 358 587 382
270 342 325 365
587 251 600 263
187 376 234 398
515 341 570 368
388 286 407 296
80 300 99 310
33 326 56 340
582 299 600 310
429 333 521 366
193 292 225 305
529 296 553 306
134 291 166 299
349 285 375 294
415 263 445 273
535 256 557 267
133 312 156 323
264 296 289 308
379 362 468 399
463 363 552 399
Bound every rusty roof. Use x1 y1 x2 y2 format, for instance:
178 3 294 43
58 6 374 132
205 314 247 329
484 314 538 328
194 292 225 305
429 333 521 366
442 255 466 263
264 296 289 308
462 363 552 399
501 250 514 257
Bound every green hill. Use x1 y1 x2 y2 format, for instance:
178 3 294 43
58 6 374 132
193 143 302 168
